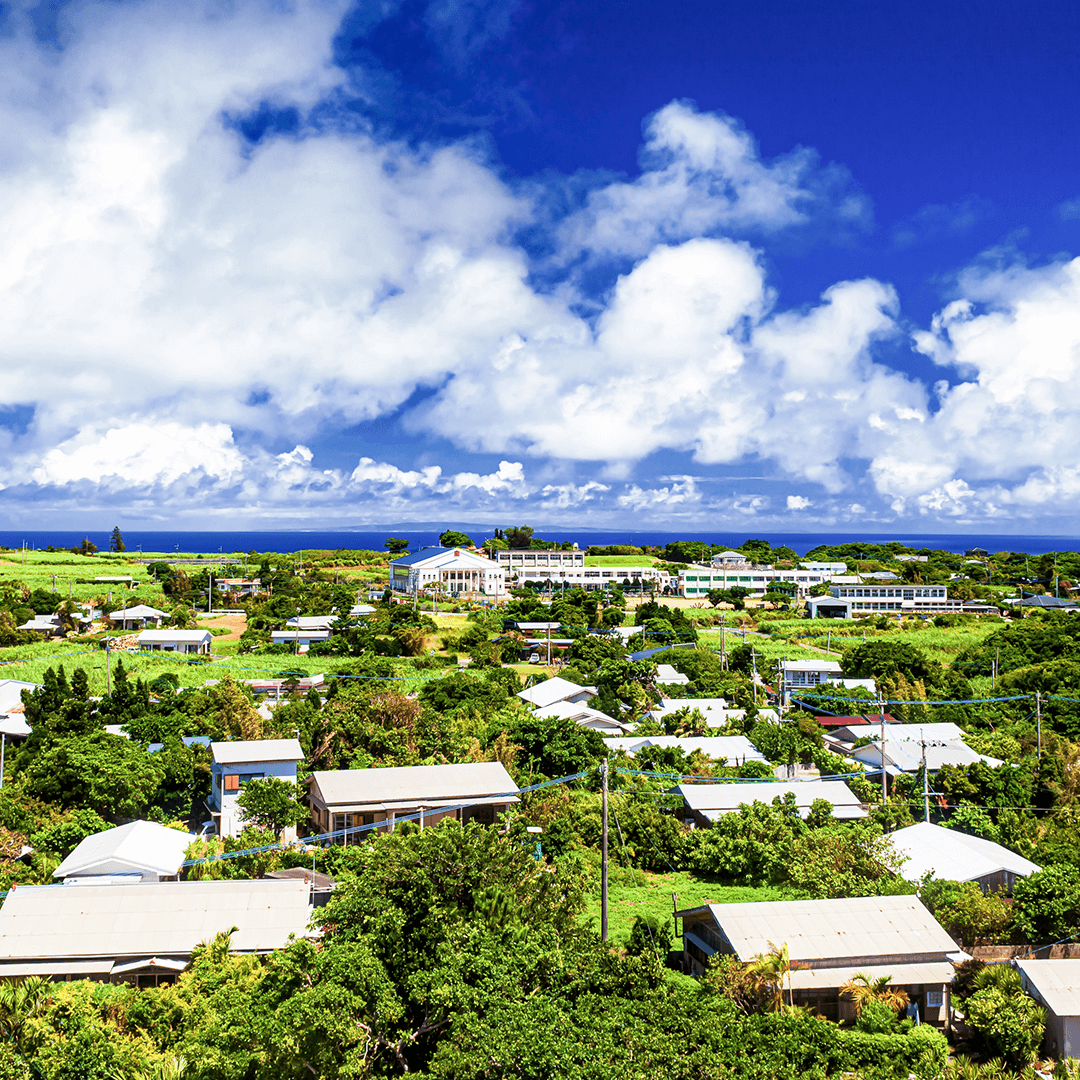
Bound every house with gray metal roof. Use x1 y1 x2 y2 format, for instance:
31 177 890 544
308 762 519 843
107 604 169 630
675 780 867 826
1015 959 1080 1059
889 821 1040 894
53 820 195 884
138 628 213 654
0 879 314 986
676 894 959 1026
534 699 634 735
604 735 767 765
209 738 305 838
517 676 596 710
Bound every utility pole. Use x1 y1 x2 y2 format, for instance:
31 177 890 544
600 759 609 943
879 695 887 806
1036 691 1042 761
208 571 213 615
105 637 112 698
922 736 929 823
719 612 726 670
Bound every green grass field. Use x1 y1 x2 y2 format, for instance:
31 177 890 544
584 555 660 566
581 867 787 946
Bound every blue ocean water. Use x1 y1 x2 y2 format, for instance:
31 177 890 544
0 528 1077 557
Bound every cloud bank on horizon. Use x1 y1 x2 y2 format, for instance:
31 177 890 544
0 0 1075 530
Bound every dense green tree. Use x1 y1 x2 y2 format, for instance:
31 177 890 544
109 526 126 553
235 777 309 839
438 530 472 548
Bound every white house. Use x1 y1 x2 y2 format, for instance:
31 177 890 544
675 780 867 826
107 605 169 631
647 699 779 728
270 629 331 653
780 659 843 690
656 664 690 686
516 676 596 709
850 735 1002 774
284 615 339 631
889 821 1040 894
209 738 305 838
17 614 62 636
138 629 213 655
534 699 634 735
604 735 767 764
390 547 506 597
52 820 195 884
711 550 750 567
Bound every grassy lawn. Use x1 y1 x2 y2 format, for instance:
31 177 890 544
584 555 660 566
581 867 787 946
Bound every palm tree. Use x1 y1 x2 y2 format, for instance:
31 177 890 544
111 1056 188 1080
840 971 909 1016
747 941 805 1012
0 975 51 1052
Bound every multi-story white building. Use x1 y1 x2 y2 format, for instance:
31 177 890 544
679 564 839 598
390 547 506 597
807 583 962 619
209 739 305 838
495 550 669 592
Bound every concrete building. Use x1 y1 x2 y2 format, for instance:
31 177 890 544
676 895 958 1026
890 821 1040 894
780 659 843 691
209 739 305 838
270 629 330 653
674 779 867 826
0 879 313 986
679 564 837 599
52 821 195 884
308 762 519 841
390 547 506 598
138 629 213 654
806 582 974 619
495 549 669 592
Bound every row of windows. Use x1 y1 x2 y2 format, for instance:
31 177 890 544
836 588 946 599
684 575 822 583
852 602 904 610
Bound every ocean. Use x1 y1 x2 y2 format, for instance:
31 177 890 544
0 528 1077 557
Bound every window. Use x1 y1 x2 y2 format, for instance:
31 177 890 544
223 774 239 792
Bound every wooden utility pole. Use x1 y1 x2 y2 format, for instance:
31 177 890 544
1036 691 1042 760
601 759 609 942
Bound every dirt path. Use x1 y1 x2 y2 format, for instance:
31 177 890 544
197 614 247 641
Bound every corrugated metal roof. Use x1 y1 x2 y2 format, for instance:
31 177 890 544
211 738 304 765
311 761 519 808
110 605 168 619
517 677 594 709
789 961 954 990
53 820 195 879
890 821 1040 884
604 736 767 763
697 895 957 963
0 880 313 959
677 780 865 818
534 700 630 732
781 660 842 672
1016 960 1080 1016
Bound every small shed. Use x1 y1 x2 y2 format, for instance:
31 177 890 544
1015 959 1080 1059
516 676 596 709
52 820 195 884
889 821 1040 894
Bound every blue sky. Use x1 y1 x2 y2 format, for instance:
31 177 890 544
1 0 1079 533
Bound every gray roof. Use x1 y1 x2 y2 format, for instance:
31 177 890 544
676 780 866 820
605 735 767 763
53 820 195 879
0 680 37 714
310 762 519 812
109 605 169 619
0 880 313 960
789 960 954 990
211 738 305 765
890 821 1040 884
685 894 957 964
1016 959 1080 1017
516 677 595 709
